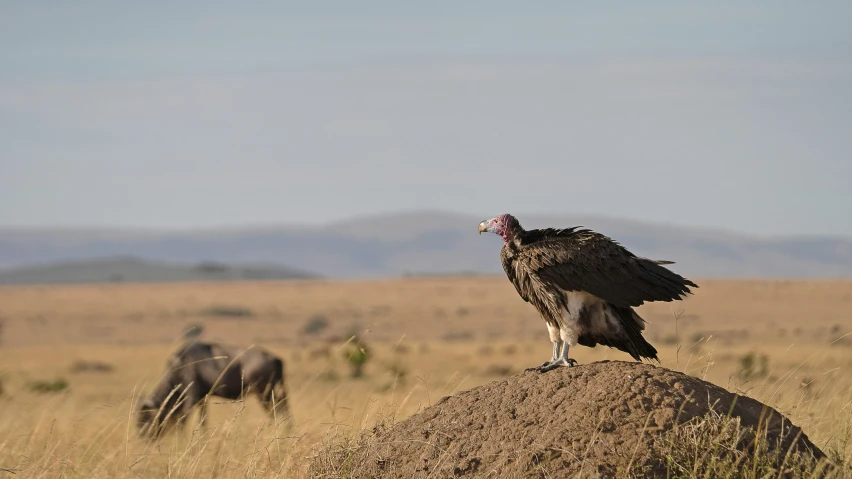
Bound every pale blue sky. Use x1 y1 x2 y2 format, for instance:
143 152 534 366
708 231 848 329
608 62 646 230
1 2 851 236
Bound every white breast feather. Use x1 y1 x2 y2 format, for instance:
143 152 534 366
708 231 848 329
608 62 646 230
560 290 621 337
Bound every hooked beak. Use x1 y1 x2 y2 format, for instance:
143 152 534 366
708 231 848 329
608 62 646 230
478 221 488 235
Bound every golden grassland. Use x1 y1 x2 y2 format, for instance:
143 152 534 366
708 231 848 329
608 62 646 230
0 277 851 477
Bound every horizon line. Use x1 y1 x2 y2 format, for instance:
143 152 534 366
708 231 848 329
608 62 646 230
0 208 849 241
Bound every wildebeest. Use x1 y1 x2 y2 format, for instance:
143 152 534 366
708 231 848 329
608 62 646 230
137 340 290 438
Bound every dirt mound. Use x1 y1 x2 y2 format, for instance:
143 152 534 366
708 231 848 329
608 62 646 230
327 361 825 478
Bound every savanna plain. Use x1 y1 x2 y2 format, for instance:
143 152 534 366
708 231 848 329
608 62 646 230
0 277 851 478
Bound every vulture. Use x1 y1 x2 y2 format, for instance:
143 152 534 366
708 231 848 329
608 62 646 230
478 213 697 371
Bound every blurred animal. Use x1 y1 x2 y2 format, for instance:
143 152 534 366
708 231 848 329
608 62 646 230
478 213 697 371
137 340 290 438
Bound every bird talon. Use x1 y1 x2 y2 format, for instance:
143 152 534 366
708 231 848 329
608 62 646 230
524 360 553 372
524 361 553 372
538 358 579 372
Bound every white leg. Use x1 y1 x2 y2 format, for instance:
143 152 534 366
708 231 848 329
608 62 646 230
559 324 578 351
538 324 580 372
547 322 562 362
525 322 563 372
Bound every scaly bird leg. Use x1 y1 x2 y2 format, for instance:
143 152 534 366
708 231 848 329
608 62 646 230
538 343 578 372
525 341 562 372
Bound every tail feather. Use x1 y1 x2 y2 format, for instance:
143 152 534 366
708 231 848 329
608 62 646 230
577 305 659 362
613 306 659 363
637 256 675 265
637 257 699 302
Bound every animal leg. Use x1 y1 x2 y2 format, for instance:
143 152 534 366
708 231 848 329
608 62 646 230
538 343 579 371
258 383 274 415
269 358 290 420
178 378 203 430
538 325 580 372
525 322 562 372
258 381 290 420
271 389 290 420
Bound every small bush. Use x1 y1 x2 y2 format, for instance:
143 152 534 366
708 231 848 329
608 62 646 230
345 345 369 378
69 360 114 373
442 330 475 342
386 361 407 384
29 378 69 394
738 352 769 380
343 332 371 379
302 314 330 335
200 305 254 318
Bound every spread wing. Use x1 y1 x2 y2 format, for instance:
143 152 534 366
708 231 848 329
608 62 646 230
514 228 697 308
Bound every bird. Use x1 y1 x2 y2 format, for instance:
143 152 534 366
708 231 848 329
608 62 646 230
478 213 698 372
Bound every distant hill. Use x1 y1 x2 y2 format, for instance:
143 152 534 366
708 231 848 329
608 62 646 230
0 257 319 285
1 210 852 280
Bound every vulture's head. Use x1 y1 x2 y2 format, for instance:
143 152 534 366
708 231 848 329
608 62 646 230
478 214 520 242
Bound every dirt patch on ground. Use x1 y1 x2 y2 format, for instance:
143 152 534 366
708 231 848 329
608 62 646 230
324 361 824 478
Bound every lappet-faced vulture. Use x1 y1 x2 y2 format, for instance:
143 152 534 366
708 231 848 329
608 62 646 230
478 214 698 371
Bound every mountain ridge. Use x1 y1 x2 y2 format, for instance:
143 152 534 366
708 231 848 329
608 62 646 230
0 256 319 285
1 210 851 281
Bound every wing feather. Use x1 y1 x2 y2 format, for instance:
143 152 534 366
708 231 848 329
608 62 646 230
514 229 697 308
500 246 530 303
501 244 564 323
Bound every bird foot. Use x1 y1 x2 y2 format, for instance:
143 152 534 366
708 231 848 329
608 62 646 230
536 358 578 372
524 360 556 372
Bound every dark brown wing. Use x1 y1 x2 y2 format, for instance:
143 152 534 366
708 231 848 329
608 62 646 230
514 228 697 308
501 243 565 323
500 244 529 303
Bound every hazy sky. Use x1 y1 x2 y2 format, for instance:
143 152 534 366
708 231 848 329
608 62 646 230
2 2 851 236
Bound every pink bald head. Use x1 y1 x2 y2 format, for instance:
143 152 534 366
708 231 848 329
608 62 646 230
478 213 520 242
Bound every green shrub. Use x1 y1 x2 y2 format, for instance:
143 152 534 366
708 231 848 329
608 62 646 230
738 352 769 380
200 305 254 318
29 378 69 393
303 314 330 335
343 334 371 379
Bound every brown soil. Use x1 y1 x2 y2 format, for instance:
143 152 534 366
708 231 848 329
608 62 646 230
338 361 824 478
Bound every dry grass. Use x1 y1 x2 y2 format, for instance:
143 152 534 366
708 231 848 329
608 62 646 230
0 277 851 477
646 411 840 478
